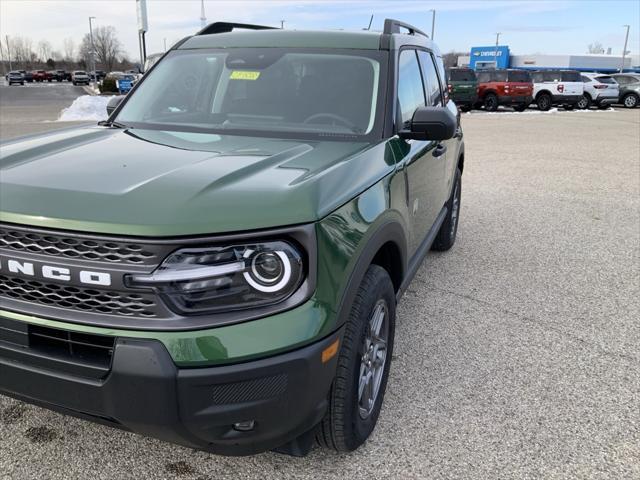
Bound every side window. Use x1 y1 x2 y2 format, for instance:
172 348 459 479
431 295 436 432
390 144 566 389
397 50 425 126
417 51 443 106
581 75 591 83
615 76 630 85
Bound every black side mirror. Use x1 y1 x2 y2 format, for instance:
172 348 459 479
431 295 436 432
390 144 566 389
399 106 457 141
106 96 125 116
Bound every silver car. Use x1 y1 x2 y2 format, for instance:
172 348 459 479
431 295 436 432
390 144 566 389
578 73 619 109
72 71 90 86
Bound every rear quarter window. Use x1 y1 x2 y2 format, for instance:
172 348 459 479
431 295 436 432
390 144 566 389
596 76 616 84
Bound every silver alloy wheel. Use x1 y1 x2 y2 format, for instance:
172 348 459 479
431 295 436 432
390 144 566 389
624 94 637 108
577 96 588 109
358 299 389 420
450 180 460 237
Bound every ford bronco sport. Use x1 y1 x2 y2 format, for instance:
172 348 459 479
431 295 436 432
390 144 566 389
531 70 583 111
476 69 533 111
0 20 464 456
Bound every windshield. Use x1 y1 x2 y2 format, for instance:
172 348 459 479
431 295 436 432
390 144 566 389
116 48 385 139
448 69 476 81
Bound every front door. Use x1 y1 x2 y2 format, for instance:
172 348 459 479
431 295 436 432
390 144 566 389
395 49 448 255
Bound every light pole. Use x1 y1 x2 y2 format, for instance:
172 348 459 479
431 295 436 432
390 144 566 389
164 38 167 52
4 35 12 72
494 32 501 69
429 9 436 40
280 20 285 29
88 16 96 86
621 24 630 72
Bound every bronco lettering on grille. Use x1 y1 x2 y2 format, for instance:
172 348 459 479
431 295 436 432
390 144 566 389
0 259 111 286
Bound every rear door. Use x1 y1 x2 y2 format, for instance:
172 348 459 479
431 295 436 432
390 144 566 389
560 71 584 96
395 49 446 254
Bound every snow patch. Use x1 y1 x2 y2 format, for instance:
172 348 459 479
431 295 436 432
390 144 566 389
463 107 619 116
57 95 115 122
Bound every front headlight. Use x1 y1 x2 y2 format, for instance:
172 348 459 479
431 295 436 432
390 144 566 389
127 241 304 315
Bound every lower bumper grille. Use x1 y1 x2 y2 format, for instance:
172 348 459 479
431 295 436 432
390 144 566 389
0 274 158 318
0 317 115 379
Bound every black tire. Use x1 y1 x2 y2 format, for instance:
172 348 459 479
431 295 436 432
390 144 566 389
483 93 498 112
577 94 591 110
432 168 462 251
513 104 527 112
622 93 639 108
316 265 396 452
536 93 552 111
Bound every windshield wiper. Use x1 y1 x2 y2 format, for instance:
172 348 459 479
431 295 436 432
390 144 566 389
98 120 131 129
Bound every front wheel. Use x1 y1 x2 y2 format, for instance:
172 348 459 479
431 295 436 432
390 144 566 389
316 265 396 452
622 93 639 108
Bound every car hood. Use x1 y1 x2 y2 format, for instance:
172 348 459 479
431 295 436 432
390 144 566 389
0 126 394 236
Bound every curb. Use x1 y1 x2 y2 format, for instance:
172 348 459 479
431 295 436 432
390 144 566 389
82 85 100 96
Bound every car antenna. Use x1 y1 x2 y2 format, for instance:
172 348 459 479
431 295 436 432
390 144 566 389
366 14 374 30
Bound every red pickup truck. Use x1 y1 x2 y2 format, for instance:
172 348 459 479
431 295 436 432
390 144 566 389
476 69 533 112
32 70 52 82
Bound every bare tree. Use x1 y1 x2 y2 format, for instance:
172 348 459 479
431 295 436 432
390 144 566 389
443 51 467 68
38 40 53 62
81 25 123 72
587 42 604 54
63 37 76 62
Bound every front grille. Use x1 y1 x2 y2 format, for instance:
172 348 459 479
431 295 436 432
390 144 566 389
0 317 115 379
0 226 161 265
0 275 158 318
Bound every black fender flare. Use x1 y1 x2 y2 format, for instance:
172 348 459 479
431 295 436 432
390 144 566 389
334 220 408 328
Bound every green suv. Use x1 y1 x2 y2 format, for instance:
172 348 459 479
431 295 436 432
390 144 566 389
446 67 478 111
0 20 464 456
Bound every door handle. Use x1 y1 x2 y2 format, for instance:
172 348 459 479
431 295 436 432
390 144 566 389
433 143 447 158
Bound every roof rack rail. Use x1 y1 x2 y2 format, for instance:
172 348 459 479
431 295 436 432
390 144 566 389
383 19 429 38
197 22 277 36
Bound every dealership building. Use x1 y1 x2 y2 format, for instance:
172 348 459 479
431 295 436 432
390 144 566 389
458 45 640 72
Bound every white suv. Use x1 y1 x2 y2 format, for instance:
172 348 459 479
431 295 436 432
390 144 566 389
531 70 584 111
579 73 619 110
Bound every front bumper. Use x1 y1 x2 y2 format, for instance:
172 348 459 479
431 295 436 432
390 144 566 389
0 320 343 456
498 94 532 105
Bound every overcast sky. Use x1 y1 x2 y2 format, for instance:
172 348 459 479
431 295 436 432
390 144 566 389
1 0 638 64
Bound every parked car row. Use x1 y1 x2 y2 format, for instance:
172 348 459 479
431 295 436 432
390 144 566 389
446 68 640 112
3 69 105 86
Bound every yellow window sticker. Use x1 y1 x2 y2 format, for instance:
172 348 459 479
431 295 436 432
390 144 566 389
230 71 261 80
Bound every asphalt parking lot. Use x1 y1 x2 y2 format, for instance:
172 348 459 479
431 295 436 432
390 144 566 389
0 81 90 140
0 99 639 478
